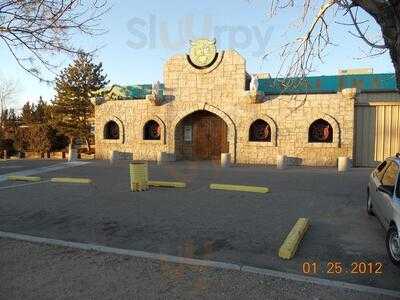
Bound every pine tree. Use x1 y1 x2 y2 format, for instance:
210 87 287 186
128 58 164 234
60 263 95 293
0 109 18 157
3 109 18 138
52 52 108 152
21 101 35 125
19 98 66 156
34 97 47 123
14 127 29 154
27 124 52 156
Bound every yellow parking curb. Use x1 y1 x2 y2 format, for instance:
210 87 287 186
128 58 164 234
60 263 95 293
50 178 92 184
210 184 270 194
278 218 310 260
7 176 41 182
148 181 186 188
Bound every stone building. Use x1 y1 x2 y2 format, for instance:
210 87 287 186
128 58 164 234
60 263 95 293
94 39 400 167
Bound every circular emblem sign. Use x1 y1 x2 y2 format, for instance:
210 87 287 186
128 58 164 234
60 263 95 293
189 39 217 68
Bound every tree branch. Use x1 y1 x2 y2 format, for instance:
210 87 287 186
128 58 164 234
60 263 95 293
0 0 110 81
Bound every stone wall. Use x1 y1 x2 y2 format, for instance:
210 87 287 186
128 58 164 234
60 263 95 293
95 50 356 166
235 93 355 166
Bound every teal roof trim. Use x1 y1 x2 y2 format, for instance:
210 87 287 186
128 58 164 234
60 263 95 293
258 73 398 95
119 73 397 100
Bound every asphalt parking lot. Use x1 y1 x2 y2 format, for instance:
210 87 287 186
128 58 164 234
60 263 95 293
0 159 59 175
0 159 399 295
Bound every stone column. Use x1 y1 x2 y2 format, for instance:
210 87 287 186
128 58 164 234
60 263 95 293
277 155 287 170
340 88 358 167
157 152 167 165
221 153 231 168
109 150 116 165
341 88 358 100
338 157 350 172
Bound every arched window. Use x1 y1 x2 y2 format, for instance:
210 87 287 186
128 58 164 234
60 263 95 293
144 120 161 140
104 121 120 140
249 119 271 142
309 119 333 143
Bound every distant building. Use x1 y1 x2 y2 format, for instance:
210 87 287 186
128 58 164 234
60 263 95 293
94 39 400 167
338 68 374 75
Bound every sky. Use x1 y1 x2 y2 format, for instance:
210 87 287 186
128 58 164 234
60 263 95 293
0 0 395 111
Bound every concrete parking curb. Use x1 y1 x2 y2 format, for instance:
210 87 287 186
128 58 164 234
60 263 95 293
50 178 92 184
279 218 310 260
0 162 91 183
148 181 186 188
210 184 270 193
0 230 399 298
7 176 41 182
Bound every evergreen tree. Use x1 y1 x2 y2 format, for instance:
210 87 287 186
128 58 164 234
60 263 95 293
14 127 29 154
28 124 52 155
3 109 18 138
52 53 108 151
18 98 57 155
0 109 18 156
34 97 47 123
21 101 35 125
0 109 8 129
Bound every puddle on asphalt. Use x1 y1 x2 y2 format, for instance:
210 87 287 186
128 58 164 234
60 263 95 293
101 221 120 237
180 238 234 257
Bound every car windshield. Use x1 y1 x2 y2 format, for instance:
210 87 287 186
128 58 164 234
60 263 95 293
375 160 388 181
381 162 398 195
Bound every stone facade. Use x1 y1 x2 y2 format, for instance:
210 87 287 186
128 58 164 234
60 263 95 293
95 49 358 166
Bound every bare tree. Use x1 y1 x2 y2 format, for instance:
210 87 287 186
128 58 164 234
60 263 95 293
0 0 109 82
0 76 18 128
266 0 400 89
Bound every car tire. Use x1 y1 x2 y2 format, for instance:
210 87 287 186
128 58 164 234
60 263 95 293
386 226 400 266
367 191 374 216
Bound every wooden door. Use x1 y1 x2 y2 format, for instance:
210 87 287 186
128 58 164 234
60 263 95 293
210 116 228 160
193 112 228 160
194 116 211 159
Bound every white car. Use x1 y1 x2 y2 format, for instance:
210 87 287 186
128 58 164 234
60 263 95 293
367 154 400 266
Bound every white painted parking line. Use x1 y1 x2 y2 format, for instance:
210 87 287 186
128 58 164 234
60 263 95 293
0 230 399 298
0 162 90 183
0 180 51 190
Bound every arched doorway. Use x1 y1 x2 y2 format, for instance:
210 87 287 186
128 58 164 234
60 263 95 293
175 110 229 161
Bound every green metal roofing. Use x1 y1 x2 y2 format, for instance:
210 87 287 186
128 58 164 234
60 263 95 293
100 84 164 100
258 73 398 95
117 84 162 99
127 84 156 99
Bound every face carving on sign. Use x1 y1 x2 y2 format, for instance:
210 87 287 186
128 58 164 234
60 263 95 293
189 39 217 68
